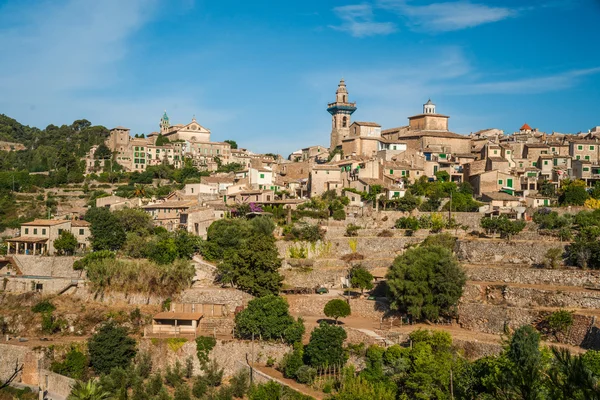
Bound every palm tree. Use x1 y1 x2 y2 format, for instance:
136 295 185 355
67 380 111 400
133 184 147 198
547 347 600 400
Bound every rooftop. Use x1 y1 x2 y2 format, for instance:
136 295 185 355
22 219 71 227
153 311 203 321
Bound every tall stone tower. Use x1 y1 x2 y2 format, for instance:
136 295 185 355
327 79 357 151
160 110 170 134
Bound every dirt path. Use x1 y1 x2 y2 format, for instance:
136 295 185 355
253 365 324 399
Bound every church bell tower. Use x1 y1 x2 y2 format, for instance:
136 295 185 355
327 79 357 151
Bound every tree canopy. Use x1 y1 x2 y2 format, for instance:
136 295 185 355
304 322 348 369
88 323 137 375
323 299 351 323
386 245 466 321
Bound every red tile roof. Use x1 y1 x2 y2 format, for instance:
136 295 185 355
520 123 532 131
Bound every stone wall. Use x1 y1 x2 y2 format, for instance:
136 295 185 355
456 240 567 265
139 338 291 378
464 283 600 309
464 266 600 287
286 296 389 320
0 343 34 382
41 369 75 399
458 302 542 335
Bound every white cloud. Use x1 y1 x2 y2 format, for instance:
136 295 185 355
330 4 397 37
378 0 516 32
456 67 600 94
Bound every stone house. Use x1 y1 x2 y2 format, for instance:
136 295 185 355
6 219 91 255
469 170 517 196
481 192 522 209
142 200 197 231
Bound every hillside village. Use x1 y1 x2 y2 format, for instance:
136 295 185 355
3 79 600 399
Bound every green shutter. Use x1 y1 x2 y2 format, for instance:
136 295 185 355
389 169 393 174
507 178 513 188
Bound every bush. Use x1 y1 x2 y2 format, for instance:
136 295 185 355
32 299 56 313
544 248 563 269
350 264 374 294
421 233 457 251
88 322 137 375
332 209 346 221
304 322 347 369
345 224 361 237
547 309 574 336
50 347 88 380
196 336 217 366
395 216 420 230
192 376 208 398
377 229 393 237
229 369 250 398
281 342 304 379
295 365 317 384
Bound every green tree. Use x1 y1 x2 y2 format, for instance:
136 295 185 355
94 144 112 160
85 207 126 251
195 336 216 366
546 309 574 337
503 325 546 400
350 265 374 294
67 380 111 400
53 230 79 255
539 180 556 197
304 321 347 369
386 245 466 321
51 348 88 380
324 299 351 324
560 180 590 206
88 322 137 375
202 219 252 261
480 215 526 240
234 295 304 344
217 233 283 296
224 139 238 149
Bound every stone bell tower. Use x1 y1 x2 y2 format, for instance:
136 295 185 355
327 79 357 151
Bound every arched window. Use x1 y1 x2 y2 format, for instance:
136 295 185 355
343 95 346 102
342 116 347 127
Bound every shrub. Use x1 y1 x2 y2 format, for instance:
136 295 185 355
547 309 574 336
377 229 393 237
196 336 217 366
192 376 208 398
544 248 563 269
304 322 347 369
88 322 137 375
32 299 56 313
280 342 304 379
229 369 250 398
167 338 188 352
395 216 420 230
295 365 317 384
50 348 88 380
332 209 346 221
421 233 457 251
345 224 361 237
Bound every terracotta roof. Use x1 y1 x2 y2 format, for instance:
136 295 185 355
5 236 48 243
520 123 532 131
482 192 520 201
353 121 381 127
153 311 203 321
70 220 91 227
525 143 549 148
408 113 449 119
22 219 70 227
142 201 196 209
487 157 506 162
397 131 469 140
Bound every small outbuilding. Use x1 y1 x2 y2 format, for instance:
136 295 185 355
151 311 203 335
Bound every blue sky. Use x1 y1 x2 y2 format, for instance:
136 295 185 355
0 0 599 155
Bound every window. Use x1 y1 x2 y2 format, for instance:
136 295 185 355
439 153 446 159
135 146 139 151
506 151 511 155
493 150 497 155
551 147 556 153
498 180 503 185
585 155 590 161
533 162 537 167
401 170 406 176
24 228 29 234
591 146 595 151
79 229 84 235
389 169 394 174
544 160 548 165
578 145 583 151
519 162 523 168
553 158 558 166
33 228 37 234
42 229 46 235
584 167 590 172
577 155 581 160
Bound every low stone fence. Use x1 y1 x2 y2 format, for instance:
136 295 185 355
464 266 600 288
286 296 389 320
139 338 291 378
463 283 600 309
456 240 567 265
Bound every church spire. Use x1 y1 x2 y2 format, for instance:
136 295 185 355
327 78 357 150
